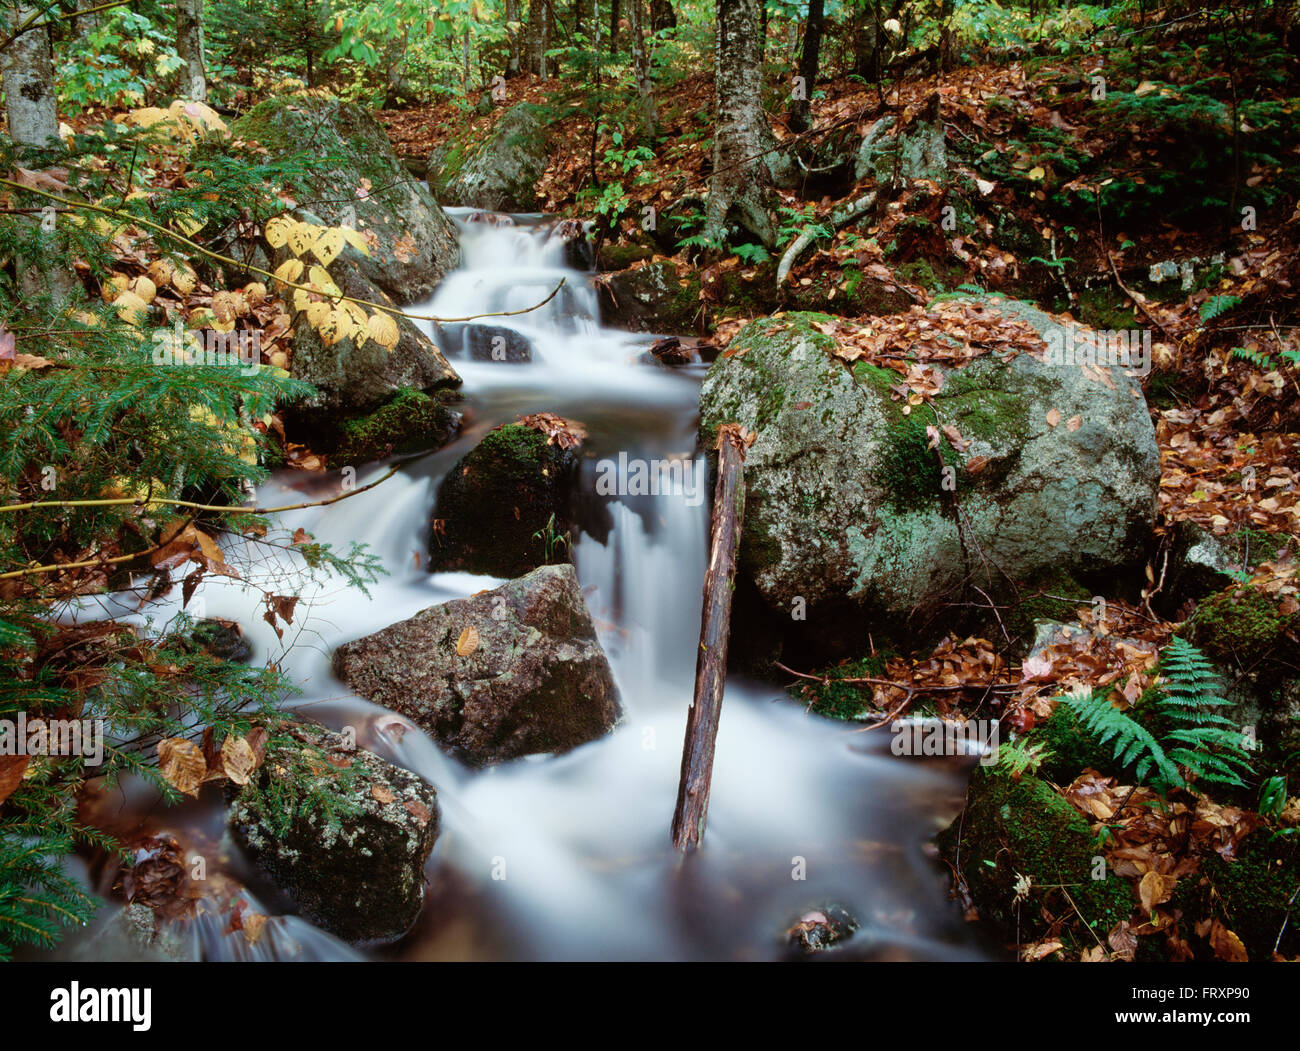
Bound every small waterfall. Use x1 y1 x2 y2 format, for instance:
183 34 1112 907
45 210 989 963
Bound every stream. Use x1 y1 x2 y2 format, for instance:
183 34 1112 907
51 211 992 962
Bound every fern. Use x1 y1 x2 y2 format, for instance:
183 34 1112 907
1056 639 1254 795
1199 294 1241 321
1156 636 1253 788
1231 346 1274 369
1056 688 1182 790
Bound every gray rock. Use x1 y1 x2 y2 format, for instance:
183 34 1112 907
229 96 459 303
1161 520 1235 612
288 249 459 416
333 564 622 766
855 117 947 186
699 301 1160 637
435 322 533 363
430 103 550 212
787 904 860 954
597 261 701 333
228 724 439 944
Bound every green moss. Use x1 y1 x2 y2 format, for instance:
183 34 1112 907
1225 527 1289 569
1074 285 1138 332
938 769 1134 947
334 389 456 464
876 412 944 513
789 651 893 721
1185 586 1296 669
1196 829 1300 959
429 423 577 577
1035 701 1123 783
894 259 944 291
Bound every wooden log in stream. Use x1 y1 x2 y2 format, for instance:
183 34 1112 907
671 422 752 852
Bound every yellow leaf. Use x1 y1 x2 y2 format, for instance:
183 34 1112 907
147 259 175 288
312 227 345 267
265 215 295 249
1027 166 1046 181
456 625 480 656
157 737 206 797
341 227 371 257
212 291 239 324
367 311 400 350
220 735 257 787
307 265 341 298
174 210 206 237
112 290 149 325
173 264 197 295
304 300 331 329
286 220 315 258
273 257 304 293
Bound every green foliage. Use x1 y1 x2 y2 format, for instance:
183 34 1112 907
1056 638 1254 795
1200 294 1241 322
56 8 187 112
993 736 1053 781
1259 775 1288 818
235 732 363 839
0 122 384 960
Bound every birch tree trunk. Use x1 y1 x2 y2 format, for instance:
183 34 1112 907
703 0 780 249
176 0 207 101
2 4 59 147
2 5 78 303
505 0 522 74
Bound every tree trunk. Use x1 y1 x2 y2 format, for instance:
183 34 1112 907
703 0 782 248
2 5 59 147
650 0 676 32
609 0 619 52
526 0 553 78
71 0 100 43
671 424 749 852
505 0 522 74
627 0 658 137
176 0 206 101
788 0 824 133
2 5 78 303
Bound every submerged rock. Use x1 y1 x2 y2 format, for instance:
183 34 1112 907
786 904 860 954
333 564 622 766
435 322 533 363
428 421 581 577
228 95 459 303
699 302 1160 655
228 724 440 944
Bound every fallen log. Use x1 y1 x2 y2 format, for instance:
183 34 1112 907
671 423 752 851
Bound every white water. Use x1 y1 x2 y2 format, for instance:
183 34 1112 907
52 212 990 962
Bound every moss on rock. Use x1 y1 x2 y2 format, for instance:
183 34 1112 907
334 389 459 465
1195 829 1300 960
429 423 579 577
938 768 1134 948
1185 586 1297 670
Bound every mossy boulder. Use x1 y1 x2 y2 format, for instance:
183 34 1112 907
229 95 459 303
429 423 580 577
597 261 703 333
333 388 461 465
333 564 622 765
286 248 459 418
1194 830 1300 960
937 769 1135 947
698 301 1160 653
228 723 440 944
429 102 550 212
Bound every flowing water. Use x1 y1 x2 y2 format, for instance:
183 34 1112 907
50 211 992 962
